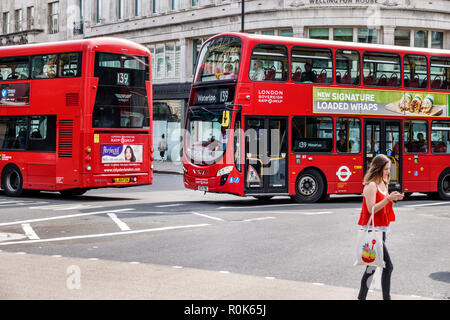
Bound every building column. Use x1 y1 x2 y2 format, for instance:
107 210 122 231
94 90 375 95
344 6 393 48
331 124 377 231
293 25 305 38
383 26 396 45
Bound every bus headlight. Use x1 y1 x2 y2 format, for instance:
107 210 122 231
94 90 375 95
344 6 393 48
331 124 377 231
216 166 233 177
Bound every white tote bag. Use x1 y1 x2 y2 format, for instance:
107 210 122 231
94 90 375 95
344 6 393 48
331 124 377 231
354 207 385 268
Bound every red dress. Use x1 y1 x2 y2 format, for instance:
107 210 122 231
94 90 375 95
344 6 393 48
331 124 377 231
358 186 396 227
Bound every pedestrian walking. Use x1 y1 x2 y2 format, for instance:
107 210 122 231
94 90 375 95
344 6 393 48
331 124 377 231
158 134 168 161
357 154 404 300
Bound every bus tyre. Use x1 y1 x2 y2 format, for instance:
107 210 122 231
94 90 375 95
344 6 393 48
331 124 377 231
292 169 325 203
437 169 450 200
1 165 24 197
60 188 87 197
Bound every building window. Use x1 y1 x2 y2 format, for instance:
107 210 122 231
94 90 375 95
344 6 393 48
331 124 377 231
333 28 353 42
27 6 34 30
431 31 443 49
171 0 179 10
279 29 293 37
153 0 159 13
15 9 23 32
414 30 428 48
309 28 329 40
261 30 275 36
118 0 124 19
192 0 199 6
150 41 181 80
96 0 102 23
48 1 59 34
3 12 10 34
358 28 378 44
135 0 140 16
394 29 410 47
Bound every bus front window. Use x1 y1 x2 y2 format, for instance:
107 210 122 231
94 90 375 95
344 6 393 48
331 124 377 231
194 36 241 83
186 108 231 165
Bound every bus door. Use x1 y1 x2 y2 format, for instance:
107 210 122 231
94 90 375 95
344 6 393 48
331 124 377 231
244 116 288 195
364 119 402 191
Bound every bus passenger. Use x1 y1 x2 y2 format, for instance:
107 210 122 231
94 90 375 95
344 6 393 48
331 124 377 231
224 64 236 79
300 62 316 82
250 60 265 81
337 130 352 152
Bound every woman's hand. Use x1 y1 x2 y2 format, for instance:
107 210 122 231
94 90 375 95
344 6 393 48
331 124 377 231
388 191 404 202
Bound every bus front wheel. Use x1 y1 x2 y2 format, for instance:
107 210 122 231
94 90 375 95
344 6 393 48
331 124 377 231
437 169 450 200
292 169 325 203
1 165 24 197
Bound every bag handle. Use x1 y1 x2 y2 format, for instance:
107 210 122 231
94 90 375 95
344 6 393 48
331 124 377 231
366 206 375 229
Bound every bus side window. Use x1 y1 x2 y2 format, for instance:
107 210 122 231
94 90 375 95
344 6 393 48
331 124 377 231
291 47 332 84
291 116 333 153
431 120 450 154
249 44 287 82
404 119 428 153
0 56 30 80
404 54 428 89
335 50 360 86
430 56 450 90
32 54 57 79
59 53 80 77
336 117 360 153
363 52 401 87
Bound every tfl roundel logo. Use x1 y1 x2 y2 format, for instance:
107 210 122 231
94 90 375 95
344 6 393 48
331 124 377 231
1 89 7 98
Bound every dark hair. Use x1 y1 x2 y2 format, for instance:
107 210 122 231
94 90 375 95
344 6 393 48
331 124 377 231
363 154 391 185
125 145 136 162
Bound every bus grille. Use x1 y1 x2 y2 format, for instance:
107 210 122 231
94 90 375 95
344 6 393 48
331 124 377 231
58 120 73 158
65 93 80 106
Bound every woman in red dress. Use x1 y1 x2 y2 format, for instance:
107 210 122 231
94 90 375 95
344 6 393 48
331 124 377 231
357 154 404 300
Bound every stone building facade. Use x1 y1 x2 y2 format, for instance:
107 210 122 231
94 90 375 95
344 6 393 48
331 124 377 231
2 0 450 161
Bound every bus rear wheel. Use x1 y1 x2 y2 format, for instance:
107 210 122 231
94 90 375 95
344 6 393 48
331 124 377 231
291 169 325 203
437 169 450 200
1 165 24 197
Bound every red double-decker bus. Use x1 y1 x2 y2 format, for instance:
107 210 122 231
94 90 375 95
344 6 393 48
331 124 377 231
183 32 450 202
0 37 153 197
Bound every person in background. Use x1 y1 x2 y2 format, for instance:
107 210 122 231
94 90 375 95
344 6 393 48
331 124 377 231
250 60 265 81
158 134 168 161
300 62 316 82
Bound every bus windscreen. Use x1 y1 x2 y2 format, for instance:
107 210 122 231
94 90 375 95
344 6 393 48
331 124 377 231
92 52 150 129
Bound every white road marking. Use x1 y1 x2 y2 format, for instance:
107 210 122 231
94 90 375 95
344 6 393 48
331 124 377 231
219 271 230 274
0 223 211 246
192 212 225 221
0 208 135 227
242 217 276 222
29 204 103 211
156 204 183 208
404 202 448 208
218 203 304 210
172 266 183 269
312 283 325 286
107 213 131 231
21 223 40 240
129 261 140 265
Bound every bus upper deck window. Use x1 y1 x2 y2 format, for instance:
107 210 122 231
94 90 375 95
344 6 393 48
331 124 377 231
250 44 288 82
0 56 30 80
59 53 80 77
363 52 401 87
430 56 450 90
404 54 428 89
291 47 332 84
32 54 57 79
335 49 360 86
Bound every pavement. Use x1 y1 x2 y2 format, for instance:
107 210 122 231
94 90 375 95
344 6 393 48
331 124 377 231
153 160 183 175
0 251 430 300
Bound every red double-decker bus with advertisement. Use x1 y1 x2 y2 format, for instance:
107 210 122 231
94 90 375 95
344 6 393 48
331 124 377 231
0 37 153 197
183 32 450 202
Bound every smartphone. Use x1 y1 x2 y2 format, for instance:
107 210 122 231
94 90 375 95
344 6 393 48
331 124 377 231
402 188 408 194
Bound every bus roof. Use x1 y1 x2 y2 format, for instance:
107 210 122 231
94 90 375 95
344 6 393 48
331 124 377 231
214 32 450 57
0 37 150 57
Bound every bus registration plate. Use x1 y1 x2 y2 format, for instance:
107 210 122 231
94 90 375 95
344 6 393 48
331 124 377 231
114 178 130 183
198 186 208 191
